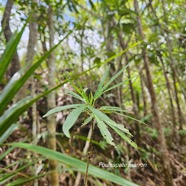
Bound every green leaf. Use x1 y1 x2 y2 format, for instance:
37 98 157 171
95 116 115 146
88 106 132 136
0 161 35 185
63 105 86 137
82 114 93 126
115 112 147 126
0 146 15 160
102 81 125 94
100 106 132 114
88 0 96 10
10 143 139 186
94 66 110 99
0 38 65 116
109 125 137 149
0 123 18 144
6 173 48 186
43 104 83 117
71 41 142 83
0 97 32 140
103 66 125 91
0 23 26 81
64 88 85 103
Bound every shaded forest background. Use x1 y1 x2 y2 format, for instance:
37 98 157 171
0 0 186 186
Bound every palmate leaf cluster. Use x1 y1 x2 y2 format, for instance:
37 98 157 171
44 66 137 149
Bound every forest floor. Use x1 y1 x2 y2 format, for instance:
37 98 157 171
1 116 186 186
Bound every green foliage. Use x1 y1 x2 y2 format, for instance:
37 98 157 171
44 66 138 149
63 105 86 138
0 23 26 81
9 143 139 186
0 24 64 144
0 146 49 186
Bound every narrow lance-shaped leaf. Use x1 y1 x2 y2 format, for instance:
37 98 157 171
0 123 18 145
0 32 70 116
82 114 93 127
88 106 132 136
0 161 39 186
0 96 32 139
100 106 132 114
114 112 147 126
102 67 124 91
94 66 110 99
10 143 139 186
63 105 86 138
0 22 27 81
64 88 85 103
95 115 115 147
0 146 15 160
109 125 138 149
43 104 83 117
102 60 134 92
6 173 49 186
103 81 125 94
105 73 139 95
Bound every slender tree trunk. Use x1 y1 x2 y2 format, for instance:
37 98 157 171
46 5 59 186
157 51 177 136
118 32 141 145
25 2 38 185
1 0 20 79
134 0 173 185
80 19 87 72
139 72 148 117
148 1 177 140
102 13 116 75
25 1 38 143
161 0 184 144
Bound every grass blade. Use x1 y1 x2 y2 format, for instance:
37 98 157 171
0 123 18 144
0 36 66 116
10 143 139 186
0 23 26 81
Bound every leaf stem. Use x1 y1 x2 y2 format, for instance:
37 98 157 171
84 120 95 186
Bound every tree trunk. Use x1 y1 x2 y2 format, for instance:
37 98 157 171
139 72 148 117
25 2 38 185
134 0 173 185
118 32 141 145
157 51 177 137
1 0 20 79
148 1 177 141
161 0 184 145
46 5 59 186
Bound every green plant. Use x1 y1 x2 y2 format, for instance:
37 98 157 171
9 143 139 186
0 23 66 144
44 66 137 148
0 24 140 185
44 66 139 185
